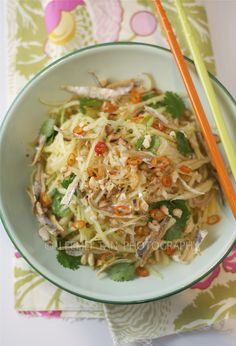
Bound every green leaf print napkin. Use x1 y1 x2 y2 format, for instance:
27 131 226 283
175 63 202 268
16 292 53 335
9 0 236 344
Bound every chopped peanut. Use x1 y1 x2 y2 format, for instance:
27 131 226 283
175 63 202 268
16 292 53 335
81 254 88 265
113 204 131 216
67 153 76 166
87 166 106 180
173 208 183 218
88 253 95 267
160 205 169 215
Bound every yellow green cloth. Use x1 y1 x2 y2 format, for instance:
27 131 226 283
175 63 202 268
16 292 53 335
9 1 236 344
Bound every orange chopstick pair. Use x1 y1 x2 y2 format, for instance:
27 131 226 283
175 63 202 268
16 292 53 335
154 0 236 219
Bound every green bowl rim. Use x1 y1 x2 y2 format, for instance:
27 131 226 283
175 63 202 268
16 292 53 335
0 42 235 305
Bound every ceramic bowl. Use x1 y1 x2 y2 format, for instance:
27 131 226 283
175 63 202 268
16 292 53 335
0 43 235 304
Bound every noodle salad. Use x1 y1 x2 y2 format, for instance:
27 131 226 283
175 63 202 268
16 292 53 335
28 75 222 281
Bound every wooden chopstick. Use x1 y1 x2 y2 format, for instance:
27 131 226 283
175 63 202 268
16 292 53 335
154 0 236 219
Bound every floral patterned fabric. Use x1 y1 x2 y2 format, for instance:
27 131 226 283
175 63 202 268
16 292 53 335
8 0 236 344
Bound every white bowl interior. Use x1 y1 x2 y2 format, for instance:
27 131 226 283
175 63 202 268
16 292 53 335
0 43 235 303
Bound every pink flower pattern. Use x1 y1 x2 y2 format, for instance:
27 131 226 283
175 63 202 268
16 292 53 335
130 11 157 36
15 0 236 316
20 311 62 317
86 0 124 42
44 0 85 33
192 245 236 290
222 245 236 272
43 0 158 49
14 251 22 258
192 266 221 289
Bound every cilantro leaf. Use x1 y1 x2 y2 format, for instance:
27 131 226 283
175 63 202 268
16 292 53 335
79 98 103 114
149 200 191 240
105 263 136 282
175 131 193 156
62 173 76 189
51 190 71 218
57 250 81 270
164 92 185 118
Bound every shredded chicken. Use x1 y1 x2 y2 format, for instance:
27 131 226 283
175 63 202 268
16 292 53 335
62 84 133 101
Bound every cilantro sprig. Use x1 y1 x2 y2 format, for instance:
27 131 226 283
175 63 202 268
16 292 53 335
147 91 186 118
149 200 191 241
164 92 186 118
105 263 136 282
135 135 160 154
62 173 76 189
175 131 193 156
56 232 81 270
51 190 71 218
57 251 81 270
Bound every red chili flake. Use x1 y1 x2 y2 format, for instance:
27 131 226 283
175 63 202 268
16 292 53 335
94 141 107 156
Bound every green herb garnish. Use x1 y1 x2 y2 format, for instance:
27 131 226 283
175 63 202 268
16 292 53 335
57 230 80 248
149 200 191 240
79 98 103 114
105 263 136 282
149 135 160 154
135 135 160 154
175 131 193 156
40 118 56 138
62 173 76 189
164 92 185 118
135 137 144 150
57 250 81 270
142 92 156 101
46 130 57 145
149 100 165 109
140 114 154 127
51 190 71 218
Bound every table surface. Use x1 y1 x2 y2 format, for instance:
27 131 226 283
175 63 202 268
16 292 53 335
0 1 236 345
